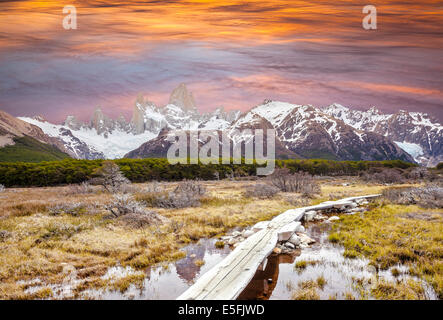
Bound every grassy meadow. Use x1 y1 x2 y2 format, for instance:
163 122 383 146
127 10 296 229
0 174 441 300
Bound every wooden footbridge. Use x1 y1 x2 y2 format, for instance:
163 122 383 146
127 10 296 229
177 195 380 300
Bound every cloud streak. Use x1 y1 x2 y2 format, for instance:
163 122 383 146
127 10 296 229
0 0 442 122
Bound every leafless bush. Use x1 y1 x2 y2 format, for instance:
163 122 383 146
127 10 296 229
175 180 206 196
49 202 88 216
405 167 431 180
105 194 165 227
143 180 206 208
361 168 405 184
245 183 279 199
269 168 320 195
0 184 4 193
105 194 145 217
144 181 161 193
118 213 163 228
65 182 95 195
90 161 131 193
382 185 443 209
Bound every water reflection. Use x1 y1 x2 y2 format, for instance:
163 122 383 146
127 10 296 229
95 238 231 300
238 223 438 300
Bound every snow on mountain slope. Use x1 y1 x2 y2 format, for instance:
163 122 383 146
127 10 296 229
19 117 156 159
15 83 440 165
234 100 415 162
394 141 424 162
323 104 443 166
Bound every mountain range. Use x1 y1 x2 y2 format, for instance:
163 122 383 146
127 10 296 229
1 83 441 166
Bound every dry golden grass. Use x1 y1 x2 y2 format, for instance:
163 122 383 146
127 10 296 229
0 180 296 299
0 178 434 299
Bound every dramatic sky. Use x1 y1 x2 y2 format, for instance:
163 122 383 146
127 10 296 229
0 0 442 123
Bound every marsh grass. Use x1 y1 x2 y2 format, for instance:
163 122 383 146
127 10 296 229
1 179 429 299
330 202 443 299
0 180 296 299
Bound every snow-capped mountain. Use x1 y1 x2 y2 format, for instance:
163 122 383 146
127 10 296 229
16 84 442 166
126 99 414 163
323 104 443 166
19 84 240 159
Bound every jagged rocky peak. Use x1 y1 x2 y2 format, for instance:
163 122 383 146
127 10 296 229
32 115 47 122
91 107 106 134
168 83 197 111
116 114 130 132
90 107 119 136
367 106 382 115
63 115 83 130
131 93 165 135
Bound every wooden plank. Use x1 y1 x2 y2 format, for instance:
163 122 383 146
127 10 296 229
177 194 380 300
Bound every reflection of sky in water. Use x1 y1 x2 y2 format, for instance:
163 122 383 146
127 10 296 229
95 238 231 300
268 223 438 300
0 1 442 122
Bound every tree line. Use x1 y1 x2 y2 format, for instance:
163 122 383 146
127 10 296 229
0 158 417 187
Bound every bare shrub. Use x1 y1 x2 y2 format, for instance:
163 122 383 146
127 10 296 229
245 183 279 199
49 203 88 216
361 168 405 184
105 194 145 217
65 182 95 195
105 194 165 227
405 167 431 180
144 181 161 193
90 161 130 193
382 185 443 209
118 213 165 228
269 168 320 195
143 180 206 208
174 180 206 196
0 184 4 193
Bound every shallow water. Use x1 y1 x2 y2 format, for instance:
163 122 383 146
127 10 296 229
22 220 438 300
88 238 232 300
239 222 438 300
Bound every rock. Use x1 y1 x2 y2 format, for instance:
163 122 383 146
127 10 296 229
273 247 282 254
232 231 242 237
298 233 316 245
304 211 316 222
190 254 196 258
288 234 301 246
284 242 296 250
314 214 327 221
328 216 340 222
242 230 254 238
252 221 270 233
299 243 309 249
228 238 237 245
278 221 301 241
296 225 305 233
349 202 358 209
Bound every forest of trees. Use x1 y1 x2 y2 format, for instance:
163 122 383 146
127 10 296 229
0 158 418 187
